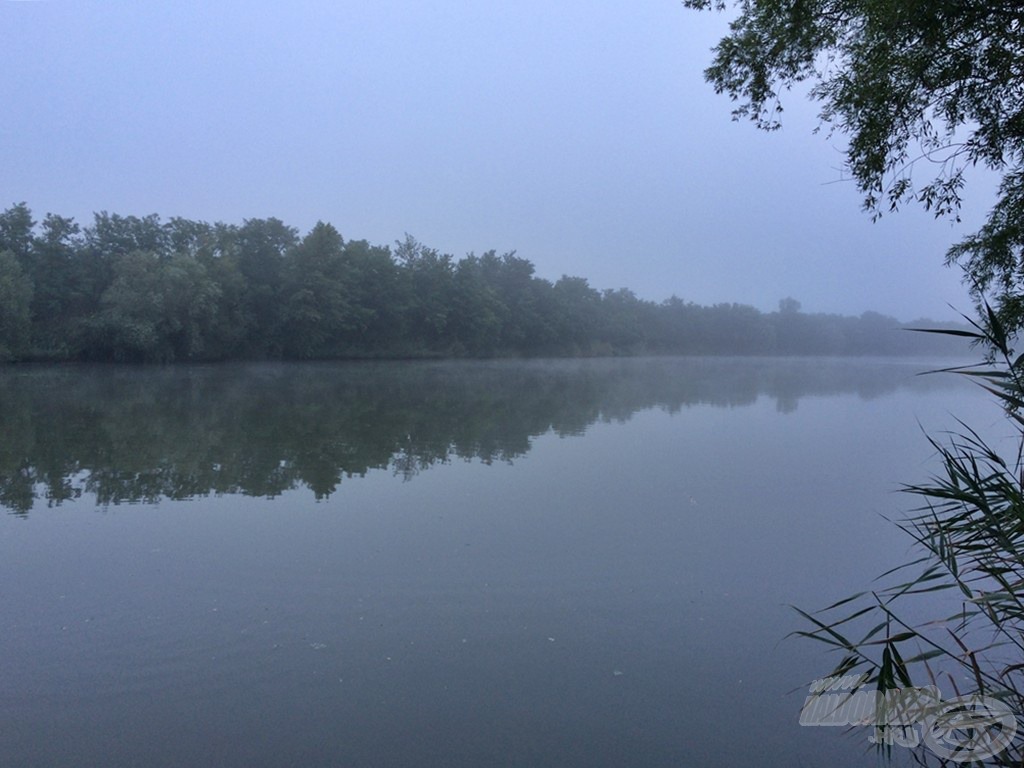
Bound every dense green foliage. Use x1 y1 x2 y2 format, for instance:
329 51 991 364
685 0 1024 334
0 203 958 362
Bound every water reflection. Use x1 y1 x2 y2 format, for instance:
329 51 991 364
0 357 965 513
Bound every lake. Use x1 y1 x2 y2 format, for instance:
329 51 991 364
0 357 1000 767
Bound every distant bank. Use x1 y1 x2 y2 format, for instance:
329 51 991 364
0 204 966 363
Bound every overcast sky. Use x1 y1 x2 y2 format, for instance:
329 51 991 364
1 0 996 320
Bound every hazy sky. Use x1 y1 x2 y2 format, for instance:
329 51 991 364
1 0 995 320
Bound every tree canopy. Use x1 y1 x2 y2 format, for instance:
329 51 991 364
0 203 960 363
685 0 1024 332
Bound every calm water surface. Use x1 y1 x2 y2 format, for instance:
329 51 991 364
0 358 1000 767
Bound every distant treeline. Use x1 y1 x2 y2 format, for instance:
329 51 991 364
0 203 964 362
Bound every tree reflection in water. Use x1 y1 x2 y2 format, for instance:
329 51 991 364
0 357 964 514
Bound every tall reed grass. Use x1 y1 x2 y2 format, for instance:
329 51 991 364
796 307 1024 765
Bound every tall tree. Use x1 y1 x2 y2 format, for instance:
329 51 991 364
232 217 298 355
0 203 34 267
28 213 82 351
340 238 403 349
86 212 168 260
394 234 455 349
0 250 32 360
85 251 221 362
551 276 602 353
280 221 360 358
449 254 505 355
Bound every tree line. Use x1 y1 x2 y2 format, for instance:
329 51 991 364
0 203 962 362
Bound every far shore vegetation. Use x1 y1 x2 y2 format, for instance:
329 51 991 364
0 203 961 363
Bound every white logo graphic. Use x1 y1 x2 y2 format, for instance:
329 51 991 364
800 675 1017 763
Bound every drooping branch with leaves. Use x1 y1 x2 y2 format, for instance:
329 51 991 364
686 0 1024 333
